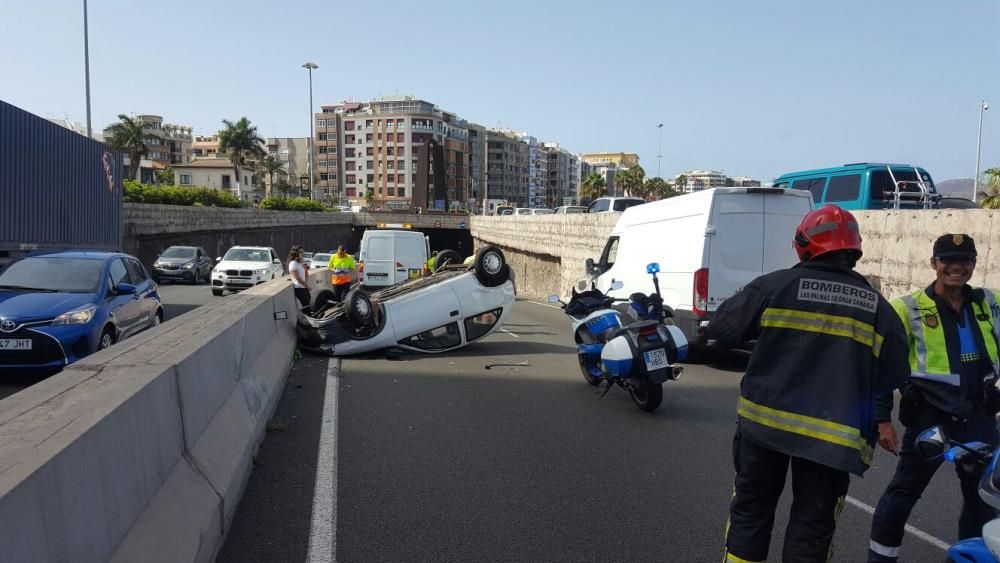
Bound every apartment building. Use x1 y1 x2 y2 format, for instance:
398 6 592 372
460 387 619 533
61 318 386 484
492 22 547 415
678 169 727 192
173 157 256 200
580 152 640 168
467 123 487 209
103 114 193 183
542 143 576 207
485 130 529 207
264 137 310 195
312 113 341 204
192 135 220 158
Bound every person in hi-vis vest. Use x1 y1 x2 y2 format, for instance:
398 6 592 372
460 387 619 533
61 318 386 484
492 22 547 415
327 245 356 303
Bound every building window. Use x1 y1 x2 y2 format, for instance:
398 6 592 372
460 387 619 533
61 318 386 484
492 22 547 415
386 147 395 156
319 160 328 168
367 174 374 183
367 160 374 169
317 119 326 127
319 133 328 141
345 121 355 131
320 173 329 181
345 148 355 158
345 134 354 144
397 187 405 197
179 174 191 185
396 174 405 184
387 188 395 196
347 188 356 196
387 161 394 169
319 146 328 154
329 173 337 180
366 147 374 156
396 160 405 170
222 175 231 189
366 133 373 142
346 161 356 171
396 119 404 128
346 174 356 184
396 132 405 143
365 120 373 129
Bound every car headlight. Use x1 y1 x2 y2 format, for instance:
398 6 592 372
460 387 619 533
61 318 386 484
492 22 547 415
182 261 195 269
255 268 269 276
52 304 98 325
153 261 162 268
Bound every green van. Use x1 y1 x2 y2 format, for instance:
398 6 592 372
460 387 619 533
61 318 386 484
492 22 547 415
774 163 939 210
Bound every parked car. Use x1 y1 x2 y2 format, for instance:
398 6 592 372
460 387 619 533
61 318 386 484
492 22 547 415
297 246 515 356
151 246 213 284
586 197 646 213
211 246 285 296
301 252 314 268
494 206 515 216
529 208 554 215
554 205 587 214
311 252 334 269
359 229 429 289
774 163 939 210
0 250 163 372
586 187 813 343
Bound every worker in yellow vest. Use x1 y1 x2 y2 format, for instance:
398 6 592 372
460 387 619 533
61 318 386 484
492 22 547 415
327 245 356 302
869 234 1000 562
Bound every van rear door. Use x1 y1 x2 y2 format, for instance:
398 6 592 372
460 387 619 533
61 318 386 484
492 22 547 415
362 234 394 287
393 234 427 284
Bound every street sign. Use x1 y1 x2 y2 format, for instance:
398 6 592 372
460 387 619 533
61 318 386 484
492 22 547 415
459 221 467 229
434 220 442 228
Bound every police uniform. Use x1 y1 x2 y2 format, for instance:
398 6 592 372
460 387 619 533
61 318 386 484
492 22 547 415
869 234 1000 562
710 204 909 563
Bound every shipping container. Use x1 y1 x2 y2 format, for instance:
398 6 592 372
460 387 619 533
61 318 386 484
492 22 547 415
0 99 123 254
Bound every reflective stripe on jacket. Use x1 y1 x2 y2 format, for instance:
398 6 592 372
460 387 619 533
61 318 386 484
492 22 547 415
708 261 909 476
893 287 1000 414
329 254 355 285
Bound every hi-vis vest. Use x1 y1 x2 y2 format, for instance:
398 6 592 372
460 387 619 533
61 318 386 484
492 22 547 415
894 289 1000 388
329 254 355 285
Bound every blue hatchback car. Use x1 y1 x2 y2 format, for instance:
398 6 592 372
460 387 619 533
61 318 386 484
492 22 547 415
0 251 163 371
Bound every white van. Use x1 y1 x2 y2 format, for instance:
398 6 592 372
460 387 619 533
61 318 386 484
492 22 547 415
359 229 430 288
587 188 813 343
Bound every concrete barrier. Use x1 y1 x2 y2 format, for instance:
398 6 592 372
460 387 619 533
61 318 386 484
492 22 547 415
0 280 297 562
471 209 1000 301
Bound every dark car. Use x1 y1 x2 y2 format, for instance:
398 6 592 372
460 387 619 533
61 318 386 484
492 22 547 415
152 246 213 284
938 197 981 209
0 251 163 372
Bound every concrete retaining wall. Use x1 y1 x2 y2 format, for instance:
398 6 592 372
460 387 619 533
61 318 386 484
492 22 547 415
472 209 1000 301
0 280 297 563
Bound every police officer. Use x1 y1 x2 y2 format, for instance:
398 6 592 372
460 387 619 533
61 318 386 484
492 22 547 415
868 234 1000 562
710 204 909 563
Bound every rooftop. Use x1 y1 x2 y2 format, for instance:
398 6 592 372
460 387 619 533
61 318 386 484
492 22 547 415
173 158 237 169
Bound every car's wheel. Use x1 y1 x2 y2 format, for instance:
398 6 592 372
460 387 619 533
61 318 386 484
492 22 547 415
311 289 336 313
435 249 462 271
153 309 163 326
212 288 224 296
345 288 374 326
98 327 115 350
474 245 509 287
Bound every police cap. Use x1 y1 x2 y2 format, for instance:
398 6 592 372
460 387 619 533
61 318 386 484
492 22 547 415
933 233 977 260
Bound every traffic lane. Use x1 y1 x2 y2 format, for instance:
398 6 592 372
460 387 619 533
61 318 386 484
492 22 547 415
338 300 954 562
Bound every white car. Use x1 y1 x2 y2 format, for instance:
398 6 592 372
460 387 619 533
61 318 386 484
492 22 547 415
554 205 587 214
211 246 285 296
311 252 334 270
297 246 515 356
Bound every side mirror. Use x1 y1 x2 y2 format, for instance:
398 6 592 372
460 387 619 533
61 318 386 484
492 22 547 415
585 258 595 274
915 426 949 459
215 257 222 262
273 258 281 264
116 282 138 295
610 280 624 290
547 295 562 304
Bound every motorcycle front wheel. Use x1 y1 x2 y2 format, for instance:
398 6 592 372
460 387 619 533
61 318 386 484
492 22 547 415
578 354 602 386
628 380 663 412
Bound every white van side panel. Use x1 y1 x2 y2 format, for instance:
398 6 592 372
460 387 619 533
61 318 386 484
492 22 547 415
762 194 810 273
706 194 765 310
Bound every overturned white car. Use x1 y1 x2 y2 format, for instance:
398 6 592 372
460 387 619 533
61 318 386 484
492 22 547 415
297 246 515 356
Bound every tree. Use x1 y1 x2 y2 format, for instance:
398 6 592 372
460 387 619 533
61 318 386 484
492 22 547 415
258 154 286 197
156 166 175 186
218 117 266 196
273 177 293 198
580 172 607 202
675 174 688 194
616 165 647 198
980 168 1000 209
106 114 149 180
645 177 678 200
364 187 375 208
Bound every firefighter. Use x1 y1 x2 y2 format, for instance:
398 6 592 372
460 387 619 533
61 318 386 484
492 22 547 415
868 234 1000 562
709 204 909 563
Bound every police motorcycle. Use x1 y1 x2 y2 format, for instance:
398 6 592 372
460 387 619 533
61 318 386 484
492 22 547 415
549 263 688 412
915 419 1000 561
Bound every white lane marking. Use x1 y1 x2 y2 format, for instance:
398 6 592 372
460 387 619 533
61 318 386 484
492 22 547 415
500 327 520 338
523 299 563 310
844 495 948 551
307 358 341 563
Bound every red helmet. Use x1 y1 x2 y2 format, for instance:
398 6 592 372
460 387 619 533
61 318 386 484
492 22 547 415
793 204 863 262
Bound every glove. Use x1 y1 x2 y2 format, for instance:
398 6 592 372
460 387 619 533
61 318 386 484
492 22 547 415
898 385 925 427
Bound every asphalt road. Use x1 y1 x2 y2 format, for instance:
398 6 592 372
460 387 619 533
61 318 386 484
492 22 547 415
0 281 215 400
218 300 961 562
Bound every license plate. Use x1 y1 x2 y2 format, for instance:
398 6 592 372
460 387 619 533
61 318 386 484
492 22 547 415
0 339 32 351
228 279 252 286
643 348 668 371
408 269 421 279
367 273 388 279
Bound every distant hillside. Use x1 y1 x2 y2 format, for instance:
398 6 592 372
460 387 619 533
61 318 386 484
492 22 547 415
936 178 974 196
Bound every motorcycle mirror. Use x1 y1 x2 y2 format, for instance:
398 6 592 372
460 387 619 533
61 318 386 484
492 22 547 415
547 295 561 304
915 426 949 460
577 279 589 291
585 258 595 273
610 280 624 290
646 262 661 274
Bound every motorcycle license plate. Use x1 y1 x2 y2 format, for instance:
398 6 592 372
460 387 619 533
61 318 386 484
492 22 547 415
643 348 668 371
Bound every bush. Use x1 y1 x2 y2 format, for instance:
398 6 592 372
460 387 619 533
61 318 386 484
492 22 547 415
123 180 242 208
259 196 327 212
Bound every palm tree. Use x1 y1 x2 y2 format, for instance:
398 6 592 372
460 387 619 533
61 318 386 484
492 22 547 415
580 172 607 202
675 174 688 193
258 155 287 197
644 176 678 200
106 114 149 180
218 117 266 196
980 168 1000 209
616 165 647 198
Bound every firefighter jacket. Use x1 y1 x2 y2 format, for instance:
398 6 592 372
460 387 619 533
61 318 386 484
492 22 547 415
708 261 909 476
887 285 1000 418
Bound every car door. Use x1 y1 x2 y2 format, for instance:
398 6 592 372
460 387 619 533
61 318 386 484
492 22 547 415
107 257 140 338
390 283 463 350
125 258 158 329
197 248 211 278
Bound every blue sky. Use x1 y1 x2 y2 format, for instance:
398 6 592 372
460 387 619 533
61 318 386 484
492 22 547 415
2 0 997 182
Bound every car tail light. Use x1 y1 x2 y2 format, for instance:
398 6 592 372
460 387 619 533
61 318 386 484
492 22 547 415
423 265 430 277
359 261 365 274
693 268 709 318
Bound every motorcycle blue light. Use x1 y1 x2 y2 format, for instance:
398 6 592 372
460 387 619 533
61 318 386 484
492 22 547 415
646 263 660 274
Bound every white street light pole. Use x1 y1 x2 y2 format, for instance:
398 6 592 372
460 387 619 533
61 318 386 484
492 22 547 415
974 100 989 202
303 62 318 201
83 0 92 138
656 123 664 179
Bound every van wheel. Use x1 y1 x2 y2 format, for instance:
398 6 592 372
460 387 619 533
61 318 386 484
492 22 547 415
311 289 336 314
435 250 462 271
346 288 374 327
474 246 509 287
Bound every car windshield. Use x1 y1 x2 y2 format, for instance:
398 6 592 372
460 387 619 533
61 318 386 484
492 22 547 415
0 257 104 293
565 207 585 213
533 209 554 215
223 248 271 262
160 247 196 259
613 199 644 211
313 253 333 263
